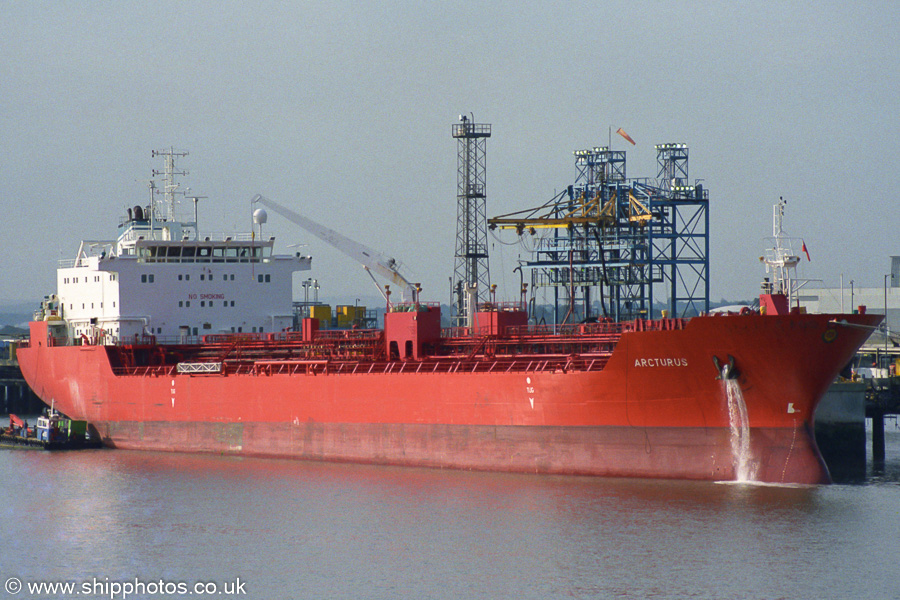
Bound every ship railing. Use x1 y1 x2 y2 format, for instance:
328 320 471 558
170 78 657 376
32 333 73 348
476 301 526 312
441 322 625 340
48 335 68 347
110 350 614 377
310 329 384 342
118 229 257 244
438 329 622 358
438 323 626 345
198 232 256 242
214 353 613 377
389 302 441 312
203 332 272 344
58 257 97 269
201 330 386 344
111 365 176 377
438 319 685 340
507 322 628 337
104 335 166 347
109 319 682 351
441 327 471 338
629 318 688 332
112 334 166 346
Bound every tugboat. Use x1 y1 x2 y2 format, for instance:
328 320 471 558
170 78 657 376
0 409 101 450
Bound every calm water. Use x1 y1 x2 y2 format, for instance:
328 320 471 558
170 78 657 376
3 428 900 600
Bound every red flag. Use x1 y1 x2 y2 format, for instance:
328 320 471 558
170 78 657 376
616 128 636 145
801 240 811 261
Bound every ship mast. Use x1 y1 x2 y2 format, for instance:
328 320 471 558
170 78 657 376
760 197 801 310
151 148 189 224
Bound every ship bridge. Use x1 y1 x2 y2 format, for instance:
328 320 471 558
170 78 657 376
47 149 311 346
133 238 276 264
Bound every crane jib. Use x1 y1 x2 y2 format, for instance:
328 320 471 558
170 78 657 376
251 194 416 301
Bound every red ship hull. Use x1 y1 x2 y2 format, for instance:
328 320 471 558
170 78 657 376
17 312 879 484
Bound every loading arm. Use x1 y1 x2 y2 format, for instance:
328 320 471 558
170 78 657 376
251 194 416 301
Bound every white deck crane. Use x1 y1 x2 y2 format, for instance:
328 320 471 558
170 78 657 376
251 194 416 302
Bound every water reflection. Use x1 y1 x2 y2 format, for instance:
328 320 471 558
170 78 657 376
2 434 899 600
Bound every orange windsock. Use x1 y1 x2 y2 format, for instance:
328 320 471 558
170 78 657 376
616 128 636 145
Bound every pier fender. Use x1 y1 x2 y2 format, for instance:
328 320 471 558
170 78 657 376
713 355 739 380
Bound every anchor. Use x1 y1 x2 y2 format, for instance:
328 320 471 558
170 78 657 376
713 354 739 380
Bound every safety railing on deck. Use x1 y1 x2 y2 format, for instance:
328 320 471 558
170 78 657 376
111 351 614 378
202 354 613 378
106 317 689 378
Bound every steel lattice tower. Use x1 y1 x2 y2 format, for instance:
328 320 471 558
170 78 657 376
652 143 709 318
451 115 492 327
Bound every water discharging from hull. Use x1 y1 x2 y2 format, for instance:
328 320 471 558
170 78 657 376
723 377 757 482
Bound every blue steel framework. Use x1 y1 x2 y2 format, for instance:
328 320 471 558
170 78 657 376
488 143 709 323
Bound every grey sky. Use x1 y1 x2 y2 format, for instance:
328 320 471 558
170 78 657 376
2 1 897 309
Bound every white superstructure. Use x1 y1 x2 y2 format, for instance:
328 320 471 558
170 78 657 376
39 149 310 344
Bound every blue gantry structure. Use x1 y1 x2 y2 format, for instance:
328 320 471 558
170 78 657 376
489 142 709 323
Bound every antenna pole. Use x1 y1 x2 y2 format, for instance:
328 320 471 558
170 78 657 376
151 147 189 222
